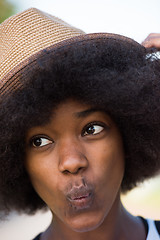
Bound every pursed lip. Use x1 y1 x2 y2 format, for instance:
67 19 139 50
66 186 94 209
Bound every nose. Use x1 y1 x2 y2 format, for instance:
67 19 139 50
58 140 88 174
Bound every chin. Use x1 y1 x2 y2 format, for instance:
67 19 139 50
67 213 105 233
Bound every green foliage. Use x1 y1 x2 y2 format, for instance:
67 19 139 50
0 0 15 23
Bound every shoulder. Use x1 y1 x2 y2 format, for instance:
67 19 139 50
32 220 160 240
146 219 160 240
32 233 42 240
154 220 160 235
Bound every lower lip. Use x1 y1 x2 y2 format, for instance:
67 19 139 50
68 193 94 210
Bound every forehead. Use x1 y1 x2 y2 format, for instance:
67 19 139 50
25 98 122 144
26 99 115 132
48 99 109 121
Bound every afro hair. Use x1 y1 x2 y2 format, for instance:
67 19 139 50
0 36 160 215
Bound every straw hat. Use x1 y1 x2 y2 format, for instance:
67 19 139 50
0 8 140 97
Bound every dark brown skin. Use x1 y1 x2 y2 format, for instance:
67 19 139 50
142 33 160 49
25 99 146 240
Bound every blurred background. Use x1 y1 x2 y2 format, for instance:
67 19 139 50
0 0 160 239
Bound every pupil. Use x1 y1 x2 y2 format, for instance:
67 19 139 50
87 126 95 134
33 138 42 147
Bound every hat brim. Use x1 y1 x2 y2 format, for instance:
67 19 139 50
0 33 143 98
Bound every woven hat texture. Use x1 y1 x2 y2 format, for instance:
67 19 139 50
0 8 84 95
0 8 141 97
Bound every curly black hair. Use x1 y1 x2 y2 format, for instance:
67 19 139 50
0 36 160 216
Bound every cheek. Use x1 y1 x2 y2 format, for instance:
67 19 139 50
26 165 65 215
87 135 125 191
87 136 125 218
25 154 60 205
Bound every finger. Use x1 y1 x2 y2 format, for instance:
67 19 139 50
142 33 160 49
142 33 160 42
142 39 160 49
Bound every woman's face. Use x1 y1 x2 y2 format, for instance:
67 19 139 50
25 99 125 232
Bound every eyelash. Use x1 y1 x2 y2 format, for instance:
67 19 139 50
82 122 107 137
30 135 53 148
29 122 108 148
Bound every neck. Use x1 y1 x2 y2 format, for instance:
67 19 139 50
41 196 146 240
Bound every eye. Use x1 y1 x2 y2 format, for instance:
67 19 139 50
82 123 105 136
31 136 53 148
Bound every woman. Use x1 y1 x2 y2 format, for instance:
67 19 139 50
0 8 160 240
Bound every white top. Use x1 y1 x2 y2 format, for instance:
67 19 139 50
146 219 160 240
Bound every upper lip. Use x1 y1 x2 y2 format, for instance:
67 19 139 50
66 186 93 201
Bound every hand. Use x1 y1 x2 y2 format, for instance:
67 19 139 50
142 33 160 50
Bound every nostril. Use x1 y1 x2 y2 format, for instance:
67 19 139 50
62 166 84 175
74 167 83 174
62 169 70 175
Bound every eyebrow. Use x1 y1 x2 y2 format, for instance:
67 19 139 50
74 108 103 118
